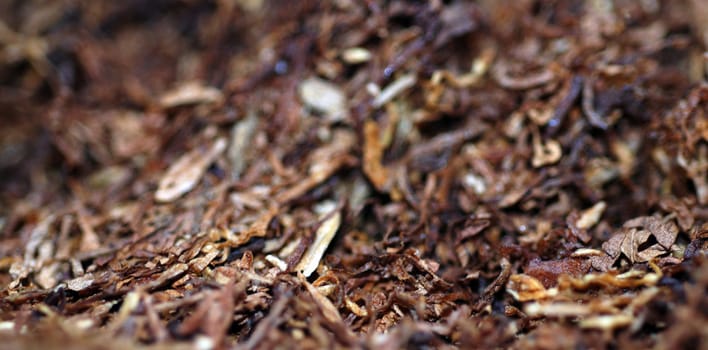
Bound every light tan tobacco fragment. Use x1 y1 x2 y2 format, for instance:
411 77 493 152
507 274 557 302
532 135 562 167
155 138 227 202
66 273 95 292
159 81 223 108
579 314 633 330
431 47 495 88
524 302 592 317
298 77 347 121
265 254 287 271
576 201 606 229
296 204 342 277
372 73 417 108
341 47 372 64
345 297 368 317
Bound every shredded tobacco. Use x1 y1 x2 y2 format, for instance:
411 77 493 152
0 0 707 349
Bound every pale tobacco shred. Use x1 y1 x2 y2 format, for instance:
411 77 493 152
0 0 707 349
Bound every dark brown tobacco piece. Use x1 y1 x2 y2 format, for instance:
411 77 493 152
0 0 706 349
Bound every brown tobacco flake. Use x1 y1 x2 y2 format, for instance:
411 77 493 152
623 216 680 250
492 61 556 90
231 205 278 246
524 258 591 288
659 198 695 231
109 112 160 159
362 119 390 191
188 249 219 273
144 263 189 291
76 207 101 252
276 130 356 203
456 217 490 243
592 216 680 270
155 138 227 202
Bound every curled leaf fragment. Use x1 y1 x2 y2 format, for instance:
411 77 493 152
430 47 495 88
582 77 609 129
507 274 557 302
493 61 555 90
532 134 562 168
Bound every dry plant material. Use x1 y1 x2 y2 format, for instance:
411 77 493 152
531 137 562 168
228 111 259 178
362 119 390 191
295 203 342 277
591 215 680 270
159 81 223 108
575 201 606 230
298 77 347 121
155 138 227 202
341 47 371 64
1 1 706 349
372 73 417 108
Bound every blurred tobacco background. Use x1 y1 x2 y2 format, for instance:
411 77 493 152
0 0 706 349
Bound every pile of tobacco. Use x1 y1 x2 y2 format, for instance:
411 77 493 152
1 0 707 348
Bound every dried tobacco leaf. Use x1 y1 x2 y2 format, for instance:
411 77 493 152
295 203 342 277
341 47 371 64
298 77 348 121
228 111 259 179
592 216 681 270
493 61 556 90
524 258 591 288
507 274 556 302
159 82 223 108
575 201 606 230
372 73 417 108
362 119 390 191
1 1 706 349
155 138 227 202
276 130 356 203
